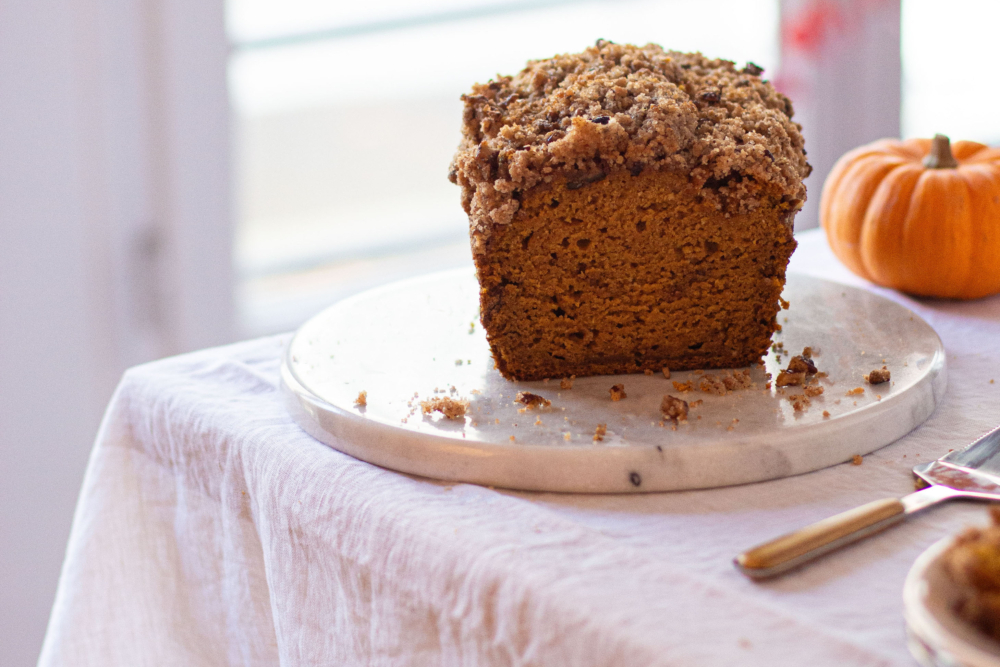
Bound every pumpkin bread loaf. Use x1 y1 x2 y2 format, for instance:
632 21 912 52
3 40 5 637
449 41 810 381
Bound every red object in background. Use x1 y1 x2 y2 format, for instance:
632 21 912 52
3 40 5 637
782 0 845 57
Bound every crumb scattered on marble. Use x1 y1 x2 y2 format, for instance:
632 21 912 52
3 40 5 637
564 433 571 441
804 385 824 398
788 394 811 412
354 390 367 407
560 377 573 389
644 368 654 376
610 383 627 401
672 380 693 392
593 423 607 442
421 396 469 420
846 387 864 396
661 367 671 379
661 395 689 423
516 391 552 409
851 454 863 465
822 410 830 418
787 355 817 375
776 370 806 387
866 366 891 384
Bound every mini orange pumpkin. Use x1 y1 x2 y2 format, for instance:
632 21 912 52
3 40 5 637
821 134 1000 299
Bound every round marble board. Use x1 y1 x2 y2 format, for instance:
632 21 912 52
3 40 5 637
281 269 946 493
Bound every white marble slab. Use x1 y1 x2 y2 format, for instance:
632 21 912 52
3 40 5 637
282 269 946 493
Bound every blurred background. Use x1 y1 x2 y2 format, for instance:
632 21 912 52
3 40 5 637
1 0 997 662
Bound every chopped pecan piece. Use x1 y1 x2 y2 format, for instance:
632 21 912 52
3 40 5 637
515 391 551 409
775 370 806 387
787 355 817 375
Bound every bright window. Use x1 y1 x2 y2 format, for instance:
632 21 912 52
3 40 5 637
227 0 781 335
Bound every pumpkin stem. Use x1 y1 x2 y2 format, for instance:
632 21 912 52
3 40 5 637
923 134 959 169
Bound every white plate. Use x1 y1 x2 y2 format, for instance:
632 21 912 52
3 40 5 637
905 537 1000 667
281 269 946 493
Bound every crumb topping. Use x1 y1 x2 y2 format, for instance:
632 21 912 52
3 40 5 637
661 394 689 422
515 391 552 408
866 366 891 384
420 396 470 420
450 40 809 248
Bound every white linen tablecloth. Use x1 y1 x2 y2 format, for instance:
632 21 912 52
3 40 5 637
39 230 1000 666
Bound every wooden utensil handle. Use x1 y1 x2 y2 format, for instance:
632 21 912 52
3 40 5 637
735 498 906 579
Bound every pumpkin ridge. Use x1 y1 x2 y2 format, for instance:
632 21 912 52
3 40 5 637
899 169 973 297
961 165 1000 298
858 163 923 290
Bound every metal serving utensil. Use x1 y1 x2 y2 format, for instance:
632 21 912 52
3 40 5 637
735 424 1000 579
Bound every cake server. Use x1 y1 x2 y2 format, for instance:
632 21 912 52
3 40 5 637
735 423 1000 579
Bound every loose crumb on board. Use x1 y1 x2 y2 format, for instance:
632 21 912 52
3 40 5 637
661 395 689 423
662 367 671 379
851 454 863 466
421 396 469 420
644 368 654 376
804 385 824 398
593 423 607 442
560 377 574 390
787 395 810 412
697 369 754 396
846 387 865 396
354 391 367 407
822 410 831 418
610 384 627 401
672 380 693 392
866 366 891 385
776 371 806 387
515 392 552 409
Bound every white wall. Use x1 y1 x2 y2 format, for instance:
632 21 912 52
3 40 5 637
0 0 231 663
778 0 902 230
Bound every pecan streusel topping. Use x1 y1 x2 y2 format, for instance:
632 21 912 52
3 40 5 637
449 40 810 251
